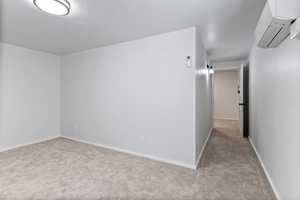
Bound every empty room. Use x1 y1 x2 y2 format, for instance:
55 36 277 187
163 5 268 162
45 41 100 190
0 0 299 199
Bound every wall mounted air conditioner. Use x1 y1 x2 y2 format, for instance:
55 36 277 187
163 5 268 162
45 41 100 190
255 0 300 48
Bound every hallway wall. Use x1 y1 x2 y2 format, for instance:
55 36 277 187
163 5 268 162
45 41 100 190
249 38 300 199
213 70 239 120
195 27 213 164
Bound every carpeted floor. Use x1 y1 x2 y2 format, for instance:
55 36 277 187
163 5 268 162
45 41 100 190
0 120 276 200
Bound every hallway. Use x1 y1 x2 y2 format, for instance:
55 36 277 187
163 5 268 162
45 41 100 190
198 119 276 199
0 120 276 200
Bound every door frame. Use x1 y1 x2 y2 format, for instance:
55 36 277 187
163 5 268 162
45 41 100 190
239 63 250 138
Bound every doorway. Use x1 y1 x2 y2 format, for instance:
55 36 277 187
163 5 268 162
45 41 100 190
213 69 241 136
213 65 249 138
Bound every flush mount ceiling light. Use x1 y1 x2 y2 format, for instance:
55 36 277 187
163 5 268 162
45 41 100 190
33 0 71 16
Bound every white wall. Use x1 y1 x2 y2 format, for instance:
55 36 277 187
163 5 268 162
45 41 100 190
0 43 60 150
195 27 213 162
249 38 300 199
213 70 239 120
61 28 201 167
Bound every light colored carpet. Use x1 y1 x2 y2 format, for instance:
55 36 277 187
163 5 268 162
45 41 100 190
0 120 276 200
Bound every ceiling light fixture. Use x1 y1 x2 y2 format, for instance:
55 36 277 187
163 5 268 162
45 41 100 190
33 0 71 16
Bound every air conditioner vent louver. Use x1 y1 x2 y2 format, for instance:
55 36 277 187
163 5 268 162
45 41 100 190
257 19 293 48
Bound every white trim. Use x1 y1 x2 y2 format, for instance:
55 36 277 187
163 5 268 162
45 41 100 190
214 66 241 71
249 137 281 200
60 135 196 170
195 128 213 168
0 136 60 152
214 117 239 121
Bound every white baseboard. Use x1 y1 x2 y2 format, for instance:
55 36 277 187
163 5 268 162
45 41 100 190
249 137 280 200
60 135 196 170
0 135 60 153
195 128 213 168
214 117 239 121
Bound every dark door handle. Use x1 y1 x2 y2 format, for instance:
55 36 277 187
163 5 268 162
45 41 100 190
239 103 245 106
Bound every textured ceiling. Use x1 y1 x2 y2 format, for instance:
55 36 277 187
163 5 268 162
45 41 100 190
0 0 265 62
